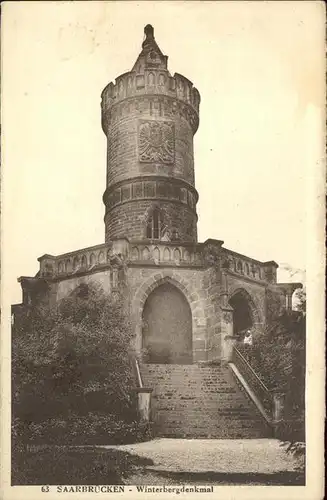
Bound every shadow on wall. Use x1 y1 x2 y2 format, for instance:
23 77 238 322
142 283 193 364
229 291 253 339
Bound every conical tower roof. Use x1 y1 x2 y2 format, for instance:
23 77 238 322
131 24 168 73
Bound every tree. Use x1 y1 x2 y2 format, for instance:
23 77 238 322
12 282 140 445
238 304 306 445
294 287 306 314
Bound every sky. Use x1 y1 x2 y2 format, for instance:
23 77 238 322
2 1 324 304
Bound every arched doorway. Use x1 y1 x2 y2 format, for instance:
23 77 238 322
229 290 253 338
142 283 192 364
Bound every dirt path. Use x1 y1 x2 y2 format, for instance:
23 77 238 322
102 438 300 474
101 438 304 485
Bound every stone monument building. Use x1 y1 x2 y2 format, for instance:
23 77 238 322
14 26 301 438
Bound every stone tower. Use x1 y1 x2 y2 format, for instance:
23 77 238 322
14 24 303 439
101 25 200 243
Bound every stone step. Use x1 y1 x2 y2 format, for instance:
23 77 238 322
139 363 271 439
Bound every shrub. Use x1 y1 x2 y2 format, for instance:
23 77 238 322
238 311 305 405
12 283 145 448
15 413 152 446
237 310 305 445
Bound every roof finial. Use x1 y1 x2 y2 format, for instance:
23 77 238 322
144 24 154 39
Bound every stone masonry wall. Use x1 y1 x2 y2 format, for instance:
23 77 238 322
103 98 198 243
127 265 217 362
44 265 219 362
30 256 272 365
40 259 271 363
226 273 267 329
55 271 112 302
105 105 195 187
104 200 197 242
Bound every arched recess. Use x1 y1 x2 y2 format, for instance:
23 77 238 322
142 283 192 364
132 274 200 362
144 206 164 240
228 288 262 338
144 205 171 241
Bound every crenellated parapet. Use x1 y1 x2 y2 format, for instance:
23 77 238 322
101 25 201 243
101 70 200 134
101 25 199 134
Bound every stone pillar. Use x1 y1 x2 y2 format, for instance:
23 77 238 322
220 270 236 362
111 238 130 259
273 392 286 422
207 325 221 364
285 292 293 312
220 306 236 362
135 388 153 423
134 325 143 358
273 283 302 314
193 319 208 363
272 392 286 438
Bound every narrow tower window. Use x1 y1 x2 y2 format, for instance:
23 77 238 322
146 208 162 239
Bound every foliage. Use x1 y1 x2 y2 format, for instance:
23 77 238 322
280 439 305 461
12 283 144 445
239 310 305 391
294 287 306 314
238 308 306 447
12 445 154 485
265 288 286 325
279 439 305 474
13 413 152 446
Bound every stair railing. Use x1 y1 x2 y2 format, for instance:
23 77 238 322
231 346 274 420
134 357 143 388
132 356 152 424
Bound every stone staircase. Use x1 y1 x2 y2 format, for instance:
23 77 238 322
140 363 271 439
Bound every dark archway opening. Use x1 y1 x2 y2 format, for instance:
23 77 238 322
229 291 253 339
142 283 193 364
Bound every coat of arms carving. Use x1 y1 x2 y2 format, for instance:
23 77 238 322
139 120 174 164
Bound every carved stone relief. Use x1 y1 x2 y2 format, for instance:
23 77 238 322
139 120 174 164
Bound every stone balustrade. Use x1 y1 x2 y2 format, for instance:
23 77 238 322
38 244 112 279
37 240 203 279
37 240 276 283
221 249 277 284
129 241 201 266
